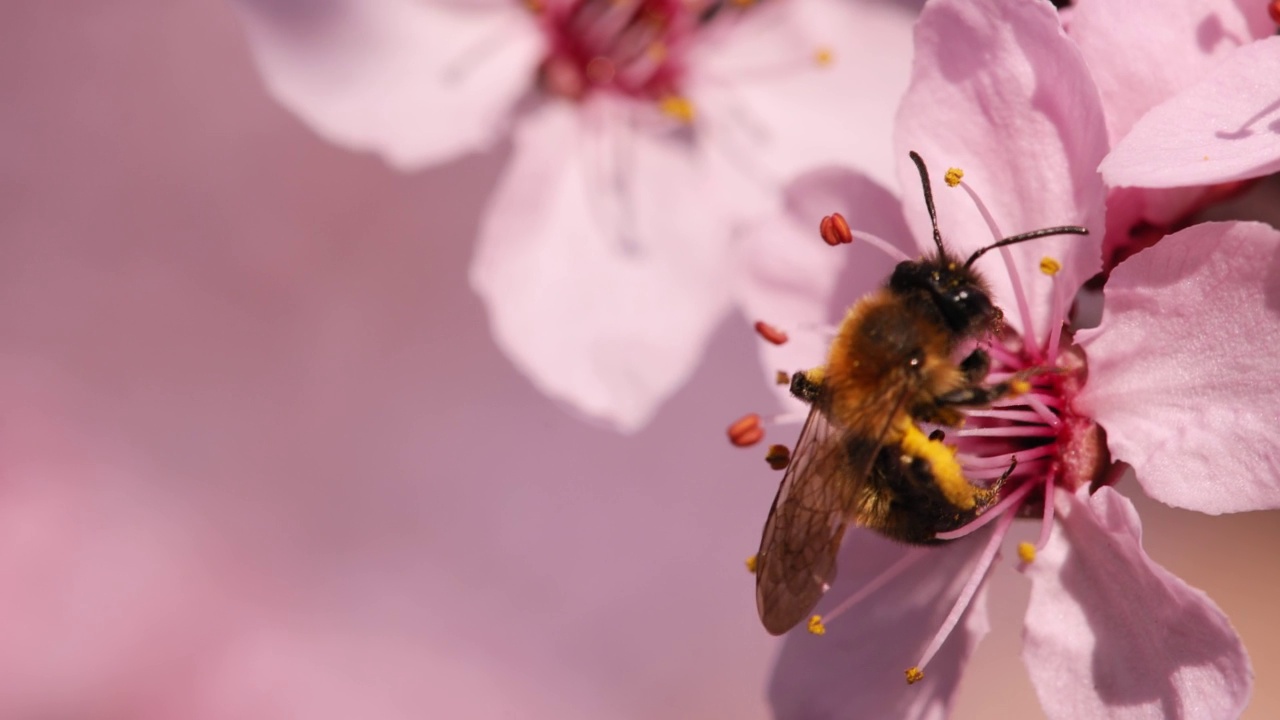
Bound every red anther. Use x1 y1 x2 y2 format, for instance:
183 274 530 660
1270 0 1280 26
728 413 765 447
754 320 789 345
765 444 792 470
819 212 853 246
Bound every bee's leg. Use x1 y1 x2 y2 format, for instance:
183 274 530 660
958 348 991 384
789 368 825 405
937 373 1032 408
976 456 1018 511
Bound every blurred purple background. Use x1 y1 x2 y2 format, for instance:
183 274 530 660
1 2 1276 717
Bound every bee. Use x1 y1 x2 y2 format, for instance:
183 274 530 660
754 151 1088 635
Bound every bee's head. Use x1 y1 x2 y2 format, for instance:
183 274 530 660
890 257 996 335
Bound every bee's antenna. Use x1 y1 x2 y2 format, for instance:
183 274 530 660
964 226 1090 268
908 151 947 257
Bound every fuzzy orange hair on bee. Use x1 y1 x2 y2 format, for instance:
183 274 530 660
754 152 1088 635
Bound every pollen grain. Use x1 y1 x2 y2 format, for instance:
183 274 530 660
658 95 695 123
807 615 827 636
1018 541 1037 564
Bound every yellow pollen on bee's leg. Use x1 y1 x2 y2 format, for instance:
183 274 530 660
1039 256 1062 276
1018 541 1036 564
658 95 695 123
745 554 758 574
905 667 924 684
813 47 834 66
807 615 826 636
897 420 975 510
944 167 964 187
1009 379 1031 396
803 366 826 386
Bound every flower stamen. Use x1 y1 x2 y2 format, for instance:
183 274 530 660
954 179 1039 356
1034 472 1057 551
908 509 1016 684
1017 541 1036 564
819 213 911 261
819 212 854 246
810 547 927 630
765 444 792 470
727 413 765 447
754 320 790 345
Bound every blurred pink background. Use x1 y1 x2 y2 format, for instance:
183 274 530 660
1 2 1276 718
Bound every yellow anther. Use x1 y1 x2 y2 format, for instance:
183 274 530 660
807 615 827 636
1039 256 1062 276
658 95 695 123
775 370 790 386
1009 379 1031 396
905 667 924 684
745 554 758 574
944 167 964 187
1018 542 1037 564
814 47 834 66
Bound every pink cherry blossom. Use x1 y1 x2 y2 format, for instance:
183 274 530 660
231 0 916 431
759 0 1275 716
1101 34 1280 192
1065 0 1278 268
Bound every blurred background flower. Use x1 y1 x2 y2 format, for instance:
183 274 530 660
1 1 1279 719
231 0 917 431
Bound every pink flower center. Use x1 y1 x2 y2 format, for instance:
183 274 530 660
532 0 693 102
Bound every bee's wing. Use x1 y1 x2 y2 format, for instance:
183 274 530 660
754 385 910 636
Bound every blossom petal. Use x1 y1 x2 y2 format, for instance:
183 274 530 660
894 0 1108 343
1022 487 1252 720
1075 221 1280 513
734 168 913 407
1068 0 1268 145
688 0 915 192
769 526 996 720
1100 36 1280 190
233 0 541 168
470 100 736 432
